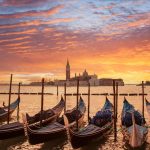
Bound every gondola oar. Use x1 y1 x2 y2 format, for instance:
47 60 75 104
7 74 13 124
17 82 21 121
40 78 45 127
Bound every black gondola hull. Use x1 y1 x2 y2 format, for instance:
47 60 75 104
0 98 65 140
0 115 59 140
70 123 113 149
0 127 24 140
28 129 66 145
23 97 86 145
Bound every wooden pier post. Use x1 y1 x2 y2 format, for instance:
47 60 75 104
40 78 45 127
64 82 67 112
17 82 21 121
142 81 145 118
76 78 79 130
7 74 13 124
87 82 91 123
57 84 59 96
116 82 118 121
113 80 117 141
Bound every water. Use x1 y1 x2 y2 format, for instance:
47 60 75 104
0 85 150 150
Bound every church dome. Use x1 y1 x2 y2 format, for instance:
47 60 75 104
83 69 88 77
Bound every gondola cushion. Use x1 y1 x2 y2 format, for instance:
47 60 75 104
90 110 112 127
122 111 145 127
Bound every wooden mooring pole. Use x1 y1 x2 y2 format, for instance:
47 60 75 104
7 74 13 124
87 82 91 123
64 82 67 112
116 82 118 121
76 78 79 130
113 80 117 141
17 82 21 121
142 81 145 118
40 78 45 127
57 84 59 96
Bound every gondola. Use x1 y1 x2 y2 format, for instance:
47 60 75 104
66 97 113 149
0 97 65 140
121 98 148 148
145 98 150 115
0 98 20 122
22 96 86 145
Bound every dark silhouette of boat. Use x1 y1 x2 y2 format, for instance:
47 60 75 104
0 97 65 140
0 98 20 122
66 97 113 149
121 98 148 148
23 97 86 145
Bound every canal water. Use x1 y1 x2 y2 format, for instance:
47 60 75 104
0 85 150 150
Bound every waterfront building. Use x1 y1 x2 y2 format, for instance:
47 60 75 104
54 60 124 86
99 78 124 86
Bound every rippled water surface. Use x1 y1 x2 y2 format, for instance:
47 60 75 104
0 85 150 150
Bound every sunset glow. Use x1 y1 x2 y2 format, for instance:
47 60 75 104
0 0 150 83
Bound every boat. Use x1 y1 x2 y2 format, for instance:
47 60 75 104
66 97 113 149
22 96 86 145
145 98 150 115
0 97 65 140
121 98 148 148
0 98 20 122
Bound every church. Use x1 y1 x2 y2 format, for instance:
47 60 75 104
54 60 124 86
54 60 99 86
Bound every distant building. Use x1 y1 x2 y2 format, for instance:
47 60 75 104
30 81 54 86
145 81 150 85
54 60 98 86
54 60 124 86
66 59 70 81
99 78 124 86
88 74 99 86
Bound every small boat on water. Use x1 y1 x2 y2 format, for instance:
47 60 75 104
0 98 20 122
0 98 65 140
66 97 113 149
23 97 86 145
121 98 148 148
145 98 150 115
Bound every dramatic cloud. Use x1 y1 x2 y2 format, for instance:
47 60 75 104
0 0 150 83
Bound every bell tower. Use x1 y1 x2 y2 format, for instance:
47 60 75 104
66 59 70 81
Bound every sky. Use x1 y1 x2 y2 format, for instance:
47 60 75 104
0 0 150 84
